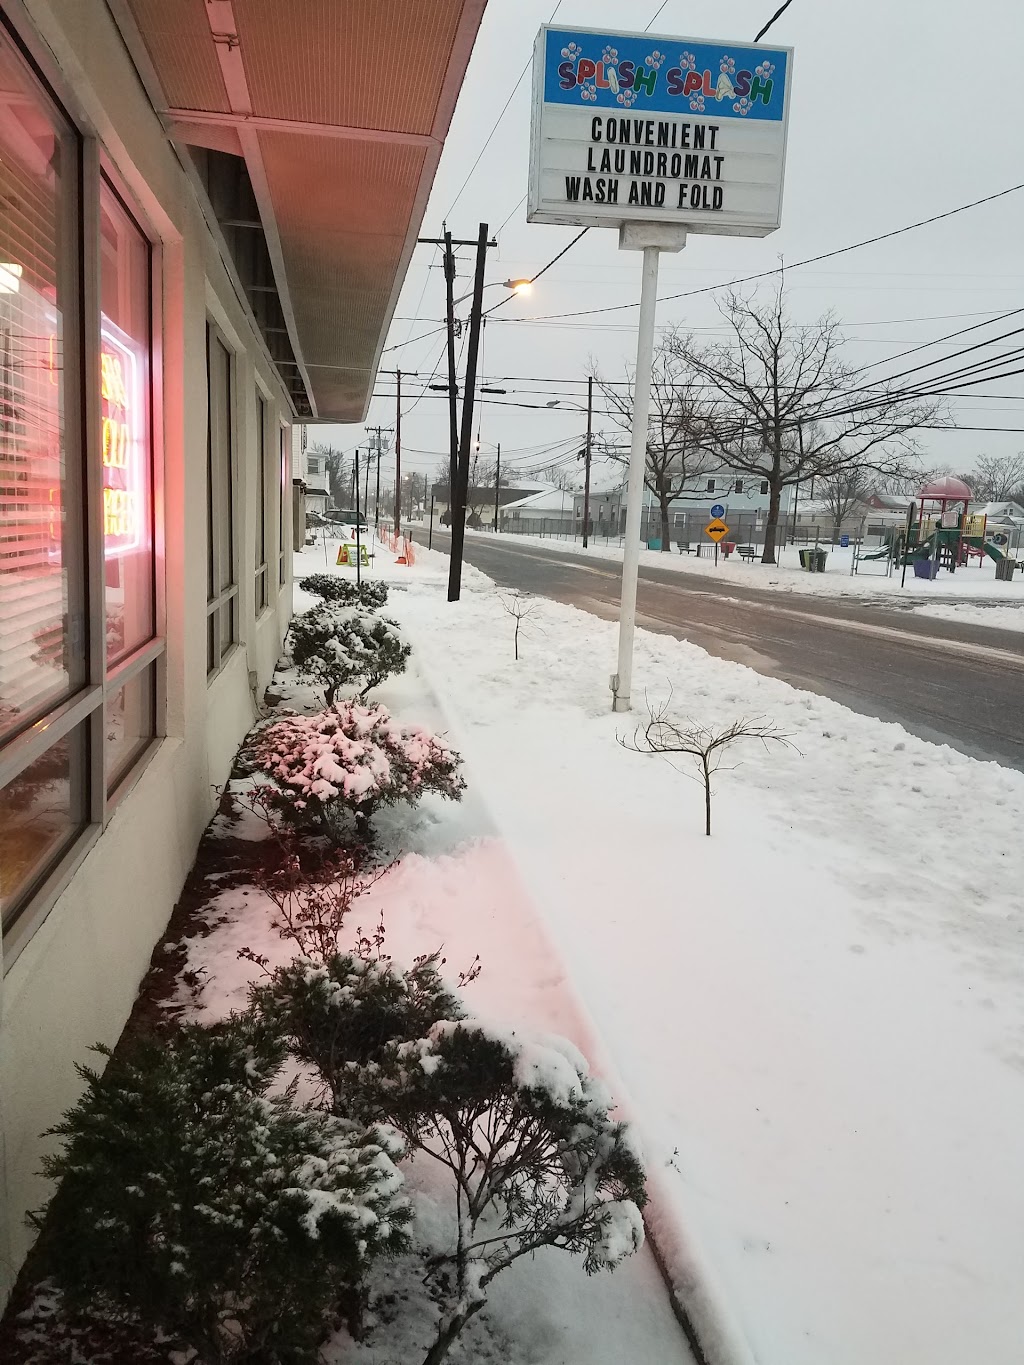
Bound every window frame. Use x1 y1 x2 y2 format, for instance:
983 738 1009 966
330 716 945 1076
254 387 269 615
0 24 165 965
205 319 238 677
278 423 289 588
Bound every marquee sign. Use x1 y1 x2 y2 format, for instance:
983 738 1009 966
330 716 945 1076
528 25 792 236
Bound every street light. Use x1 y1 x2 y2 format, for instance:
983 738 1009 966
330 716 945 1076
452 278 532 307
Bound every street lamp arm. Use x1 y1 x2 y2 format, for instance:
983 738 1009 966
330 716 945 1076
452 278 532 307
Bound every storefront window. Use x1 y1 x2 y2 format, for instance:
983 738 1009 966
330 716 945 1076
0 30 84 744
105 662 155 794
0 21 91 934
0 720 89 924
0 28 163 948
100 178 153 665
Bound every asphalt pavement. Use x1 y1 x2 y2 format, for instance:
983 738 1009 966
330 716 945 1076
424 529 1024 770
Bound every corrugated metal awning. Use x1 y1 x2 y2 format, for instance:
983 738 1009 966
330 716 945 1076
115 0 486 420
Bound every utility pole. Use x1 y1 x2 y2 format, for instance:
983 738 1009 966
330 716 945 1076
582 375 593 549
374 449 381 528
444 232 459 500
494 442 501 532
393 369 402 538
354 448 362 588
448 222 492 602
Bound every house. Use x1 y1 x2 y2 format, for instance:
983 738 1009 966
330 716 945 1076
572 468 793 543
500 489 576 533
430 482 539 526
0 0 485 1309
303 435 332 516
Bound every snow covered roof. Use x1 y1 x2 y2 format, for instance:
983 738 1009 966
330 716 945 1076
502 489 576 513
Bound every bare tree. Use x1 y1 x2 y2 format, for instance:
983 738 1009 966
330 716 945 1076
818 467 870 543
872 464 949 498
959 452 1024 503
498 590 540 660
594 348 716 552
667 282 941 564
622 698 792 835
536 460 579 493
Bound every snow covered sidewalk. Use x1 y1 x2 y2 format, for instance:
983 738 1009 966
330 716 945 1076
377 542 1024 1365
158 540 697 1365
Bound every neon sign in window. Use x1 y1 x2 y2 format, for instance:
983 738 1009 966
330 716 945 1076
100 315 145 559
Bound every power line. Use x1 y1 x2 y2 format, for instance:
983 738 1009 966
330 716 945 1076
484 229 589 317
513 181 1024 324
444 0 564 221
754 0 795 42
381 324 447 354
858 309 1024 377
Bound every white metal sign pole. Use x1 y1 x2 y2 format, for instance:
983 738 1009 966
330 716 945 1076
612 223 686 712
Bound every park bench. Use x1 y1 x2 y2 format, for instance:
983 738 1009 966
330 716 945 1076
675 541 695 554
738 545 757 562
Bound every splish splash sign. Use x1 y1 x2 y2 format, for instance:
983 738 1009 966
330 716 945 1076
528 25 792 235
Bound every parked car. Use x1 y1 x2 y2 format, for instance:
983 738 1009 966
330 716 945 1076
325 507 369 540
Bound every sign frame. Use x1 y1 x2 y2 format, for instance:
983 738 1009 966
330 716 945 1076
704 518 730 542
529 23 793 235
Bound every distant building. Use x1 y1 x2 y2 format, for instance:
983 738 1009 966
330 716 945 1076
303 439 332 515
430 483 544 525
500 489 576 532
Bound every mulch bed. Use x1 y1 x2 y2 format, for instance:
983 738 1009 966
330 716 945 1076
0 772 284 1362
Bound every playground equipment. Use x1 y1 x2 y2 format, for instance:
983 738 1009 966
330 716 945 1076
852 476 1016 579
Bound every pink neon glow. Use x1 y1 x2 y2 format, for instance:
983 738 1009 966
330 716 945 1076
100 315 146 559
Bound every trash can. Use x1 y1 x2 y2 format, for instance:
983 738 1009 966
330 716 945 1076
812 548 827 572
913 558 938 579
798 548 810 569
723 542 736 557
647 537 661 551
995 557 1017 581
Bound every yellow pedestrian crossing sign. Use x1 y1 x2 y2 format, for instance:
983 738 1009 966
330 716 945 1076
704 518 729 542
336 542 370 566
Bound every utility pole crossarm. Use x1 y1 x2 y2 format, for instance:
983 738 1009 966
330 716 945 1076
418 236 497 247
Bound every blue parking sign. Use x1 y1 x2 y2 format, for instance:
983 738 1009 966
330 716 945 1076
840 534 849 548
710 503 725 519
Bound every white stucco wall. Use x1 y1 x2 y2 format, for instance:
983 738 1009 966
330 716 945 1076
0 0 295 1305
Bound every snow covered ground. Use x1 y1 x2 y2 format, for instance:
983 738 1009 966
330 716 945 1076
911 601 1024 633
164 539 696 1365
329 534 1024 1365
465 528 1024 620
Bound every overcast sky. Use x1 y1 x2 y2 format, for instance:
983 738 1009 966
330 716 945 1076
311 0 1023 492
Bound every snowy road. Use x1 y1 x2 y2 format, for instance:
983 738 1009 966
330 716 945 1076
428 530 1024 768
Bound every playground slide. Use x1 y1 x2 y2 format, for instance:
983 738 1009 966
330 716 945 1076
859 544 892 561
982 541 1006 562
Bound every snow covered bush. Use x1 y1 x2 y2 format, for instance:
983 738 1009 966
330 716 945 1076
289 604 410 705
350 1019 648 1365
252 953 463 1117
251 700 465 841
34 1019 410 1364
298 573 388 609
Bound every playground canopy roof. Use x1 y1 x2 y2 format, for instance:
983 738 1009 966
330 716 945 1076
919 476 973 503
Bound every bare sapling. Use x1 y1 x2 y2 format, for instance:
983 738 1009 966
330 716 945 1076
498 589 540 661
623 697 793 835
